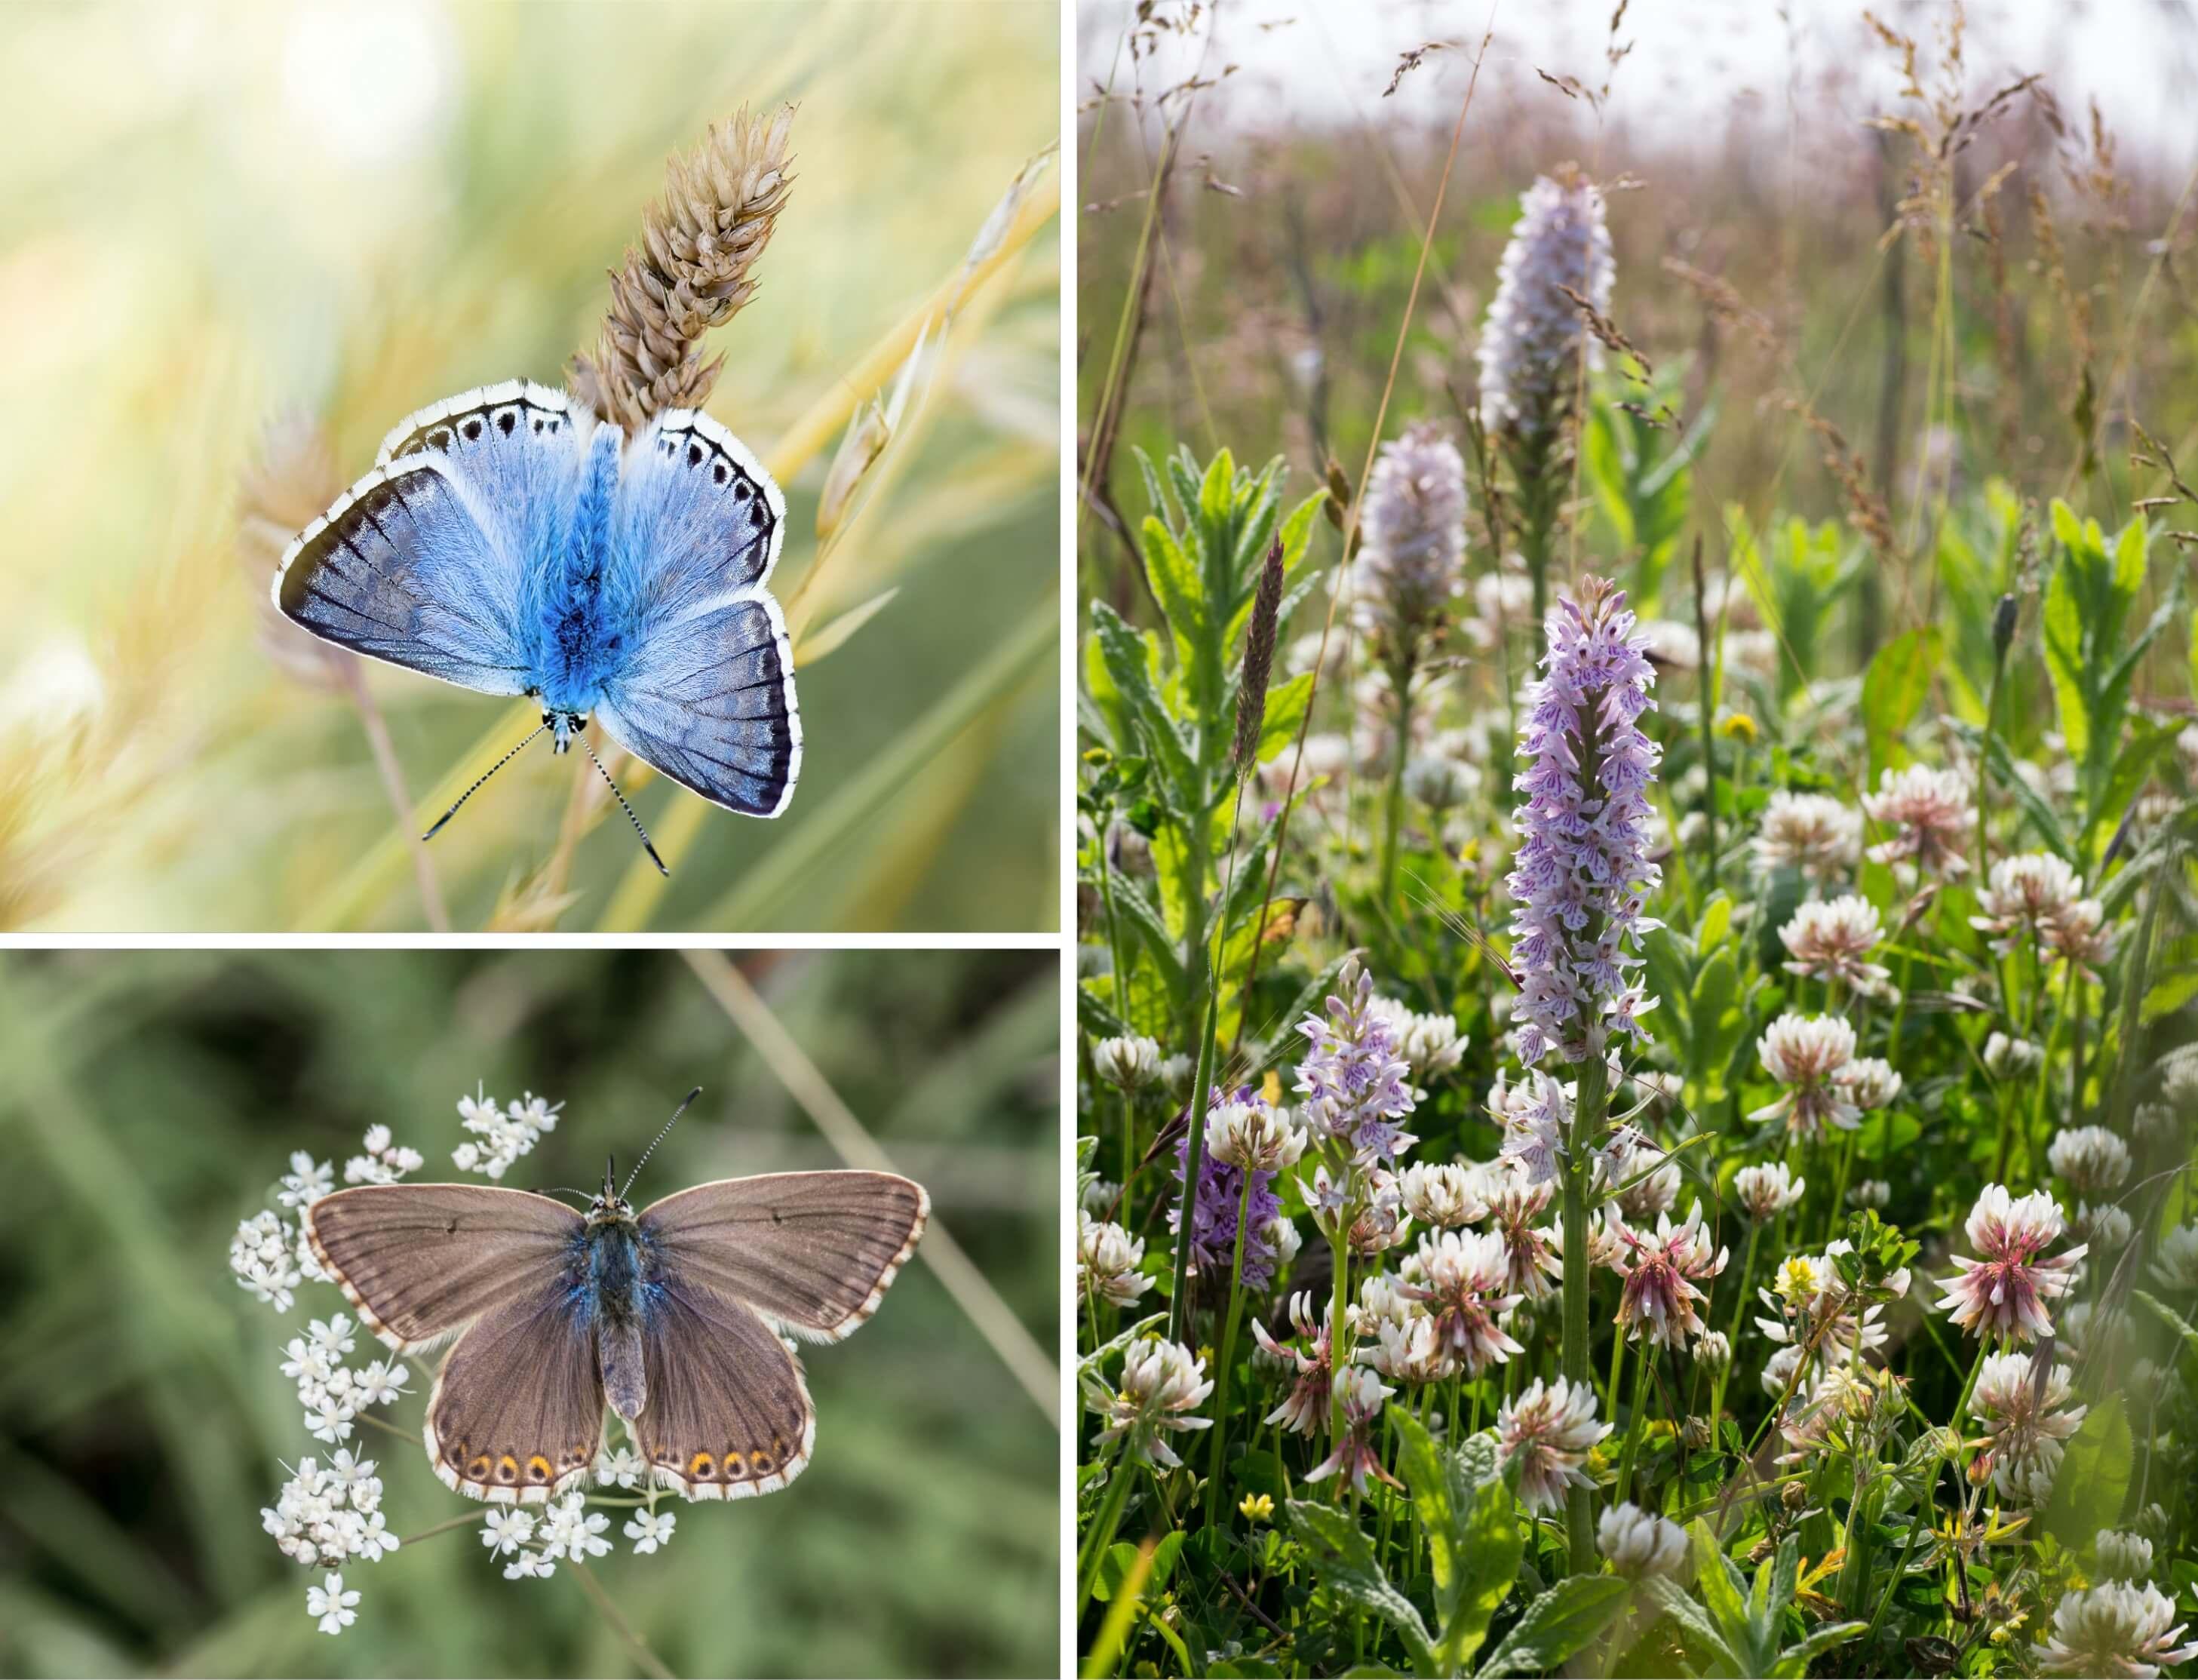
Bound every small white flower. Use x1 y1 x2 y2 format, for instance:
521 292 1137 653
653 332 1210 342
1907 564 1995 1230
327 1449 374 1488
305 1571 360 1636
2095 1529 2154 1584
278 1152 335 1209
503 1549 556 1580
1984 1032 2044 1080
2048 1126 2132 1199
595 1446 646 1489
307 1315 357 1359
1091 1035 1163 1092
624 1508 677 1554
351 1359 409 1409
306 1400 355 1445
481 1508 536 1556
350 1511 398 1562
361 1124 392 1156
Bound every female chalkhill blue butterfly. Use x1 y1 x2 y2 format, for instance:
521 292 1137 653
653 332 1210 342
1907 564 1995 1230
271 381 800 871
301 1093 925 1503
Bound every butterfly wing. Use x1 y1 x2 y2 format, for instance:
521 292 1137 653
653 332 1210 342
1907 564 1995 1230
272 381 594 695
592 409 801 817
639 1172 928 1344
425 1268 606 1504
631 1279 814 1500
301 1184 582 1352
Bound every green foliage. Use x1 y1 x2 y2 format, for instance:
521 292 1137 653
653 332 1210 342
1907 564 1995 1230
1474 1577 1631 1678
1392 1414 1521 1677
1644 1525 1865 1678
1725 508 1862 702
1861 626 1942 779
1582 376 1713 611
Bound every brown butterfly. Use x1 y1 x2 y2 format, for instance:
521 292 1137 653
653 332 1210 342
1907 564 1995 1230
302 1091 926 1505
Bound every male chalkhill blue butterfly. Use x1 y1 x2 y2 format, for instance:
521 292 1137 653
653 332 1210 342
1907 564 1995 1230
272 381 800 870
301 1095 925 1503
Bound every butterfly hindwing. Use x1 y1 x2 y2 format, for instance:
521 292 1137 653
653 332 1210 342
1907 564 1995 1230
594 592 802 817
302 1184 582 1352
425 1268 606 1504
639 1172 928 1344
632 1279 814 1500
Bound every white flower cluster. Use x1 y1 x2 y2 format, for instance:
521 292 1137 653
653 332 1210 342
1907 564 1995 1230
263 1450 398 1573
479 1491 622 1580
343 1123 425 1186
230 1209 306 1313
453 1086 563 1178
281 1312 411 1445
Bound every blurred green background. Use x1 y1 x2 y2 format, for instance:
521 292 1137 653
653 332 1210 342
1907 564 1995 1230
0 947 1060 1678
0 0 1059 932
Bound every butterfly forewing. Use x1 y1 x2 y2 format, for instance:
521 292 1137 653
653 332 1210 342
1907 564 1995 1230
425 1270 606 1504
640 1171 929 1344
302 1184 582 1352
633 1281 814 1500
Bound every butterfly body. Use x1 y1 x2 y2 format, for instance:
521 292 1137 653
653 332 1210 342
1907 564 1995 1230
274 379 802 820
302 1166 926 1504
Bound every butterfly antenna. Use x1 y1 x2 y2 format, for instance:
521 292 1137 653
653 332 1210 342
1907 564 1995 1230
423 721 550 842
581 736 668 876
622 1086 701 1199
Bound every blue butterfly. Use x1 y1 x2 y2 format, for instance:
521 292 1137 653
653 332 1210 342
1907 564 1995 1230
272 380 802 872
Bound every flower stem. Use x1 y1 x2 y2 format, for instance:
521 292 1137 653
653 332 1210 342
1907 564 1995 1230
1711 1224 1761 1429
1613 1342 1655 1507
1203 1169 1258 1525
1378 661 1414 905
396 1509 489 1545
1076 1457 1136 1618
569 1556 676 1680
1561 1049 1609 1575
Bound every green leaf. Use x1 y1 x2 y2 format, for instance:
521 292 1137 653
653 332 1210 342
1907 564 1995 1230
1256 672 1315 764
1640 1577 1742 1677
1090 1530 1183 1602
1393 1410 1518 1675
1773 1621 1868 1678
1475 1576 1632 1678
1688 947 1742 1086
1088 601 1199 810
1140 514 1207 667
1285 1498 1435 1675
1862 627 1942 779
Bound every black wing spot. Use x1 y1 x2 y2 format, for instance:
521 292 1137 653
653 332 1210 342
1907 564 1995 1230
463 418 483 441
499 411 517 435
686 442 703 466
547 417 559 432
733 481 751 501
712 461 729 485
428 428 453 450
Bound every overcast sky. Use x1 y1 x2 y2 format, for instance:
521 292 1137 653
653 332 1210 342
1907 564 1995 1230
1080 0 2198 168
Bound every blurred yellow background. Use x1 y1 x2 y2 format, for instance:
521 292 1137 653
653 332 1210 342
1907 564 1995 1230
0 0 1060 932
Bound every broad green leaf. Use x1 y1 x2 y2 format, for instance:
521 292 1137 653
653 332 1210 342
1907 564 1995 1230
1862 626 1942 779
1773 1620 1868 1677
1393 1411 1519 1675
1090 1530 1183 1602
1640 1577 1742 1677
1140 513 1207 666
1256 672 1315 764
1285 1498 1435 1674
1475 1575 1631 1678
1689 947 1742 1086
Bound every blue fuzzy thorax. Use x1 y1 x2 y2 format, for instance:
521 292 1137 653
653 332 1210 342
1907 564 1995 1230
577 1211 659 1329
531 426 627 717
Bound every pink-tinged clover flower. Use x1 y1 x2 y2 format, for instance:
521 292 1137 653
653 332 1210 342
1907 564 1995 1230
1398 1228 1525 1374
1504 577 1664 1067
1969 1350 2086 1506
1862 764 1974 877
1305 1367 1401 1496
1497 1376 1610 1513
1751 791 1861 884
1935 1184 2087 1344
1092 1339 1214 1470
1751 1013 1860 1141
1485 1168 1564 1301
1612 1200 1728 1350
1779 895 1893 997
1251 1291 1337 1436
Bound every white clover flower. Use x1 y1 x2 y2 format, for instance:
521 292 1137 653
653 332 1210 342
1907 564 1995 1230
1077 1213 1153 1310
1751 791 1863 885
1598 1501 1687 1580
1404 754 1481 813
2048 1125 2132 1199
277 1151 335 1209
1694 1329 1731 1371
2095 1530 2155 1585
1972 853 2089 955
1094 1339 1214 1470
2037 1580 2198 1677
1268 1215 1303 1272
1984 1032 2043 1080
1734 1162 1807 1221
1091 1035 1163 1092
2151 1222 2198 1292
1400 1228 1525 1375
1207 1097 1306 1173
1863 764 1974 877
1370 996 1472 1081
1497 1376 1610 1513
1158 1053 1196 1097
1398 1161 1490 1228
1849 1179 1890 1209
1838 1058 1902 1113
305 1571 360 1636
230 1209 304 1312
480 1508 536 1557
1970 1351 2086 1504
624 1508 677 1554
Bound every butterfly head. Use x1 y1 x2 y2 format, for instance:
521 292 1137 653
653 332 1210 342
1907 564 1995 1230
545 710 589 755
588 1154 636 1226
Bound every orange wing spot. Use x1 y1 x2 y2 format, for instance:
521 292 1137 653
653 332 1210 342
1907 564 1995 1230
468 1455 493 1482
495 1455 520 1483
773 1434 787 1455
526 1455 553 1483
722 1451 748 1479
688 1452 717 1479
751 1449 776 1476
